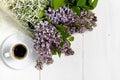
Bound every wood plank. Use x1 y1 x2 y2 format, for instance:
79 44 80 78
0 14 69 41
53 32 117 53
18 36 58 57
107 0 120 80
83 0 113 80
0 61 39 80
41 34 83 80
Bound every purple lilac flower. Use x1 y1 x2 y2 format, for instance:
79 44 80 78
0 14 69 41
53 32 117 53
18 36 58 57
34 21 74 70
46 6 97 34
35 53 53 70
70 10 97 34
61 41 74 56
46 6 78 25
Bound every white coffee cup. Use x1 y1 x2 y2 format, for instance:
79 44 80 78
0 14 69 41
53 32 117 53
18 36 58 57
0 8 37 70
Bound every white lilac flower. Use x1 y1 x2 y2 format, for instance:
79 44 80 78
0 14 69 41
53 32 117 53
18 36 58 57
6 0 48 28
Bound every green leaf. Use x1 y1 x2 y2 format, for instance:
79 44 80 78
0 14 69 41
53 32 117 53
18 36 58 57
68 36 74 42
91 0 98 9
77 0 98 10
65 0 75 4
38 10 44 19
52 51 57 55
52 51 62 57
50 0 53 7
71 0 75 3
52 0 65 10
82 5 92 10
55 24 70 39
72 6 80 16
77 0 86 6
44 16 51 22
57 52 62 57
88 0 92 5
86 0 98 10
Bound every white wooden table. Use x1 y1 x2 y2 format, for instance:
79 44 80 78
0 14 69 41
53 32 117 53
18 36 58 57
42 0 120 80
0 0 120 80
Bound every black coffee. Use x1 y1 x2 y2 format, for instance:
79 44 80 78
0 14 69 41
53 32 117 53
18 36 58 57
13 44 27 59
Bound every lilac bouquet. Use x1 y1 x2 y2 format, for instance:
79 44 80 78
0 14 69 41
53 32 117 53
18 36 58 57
6 0 98 70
